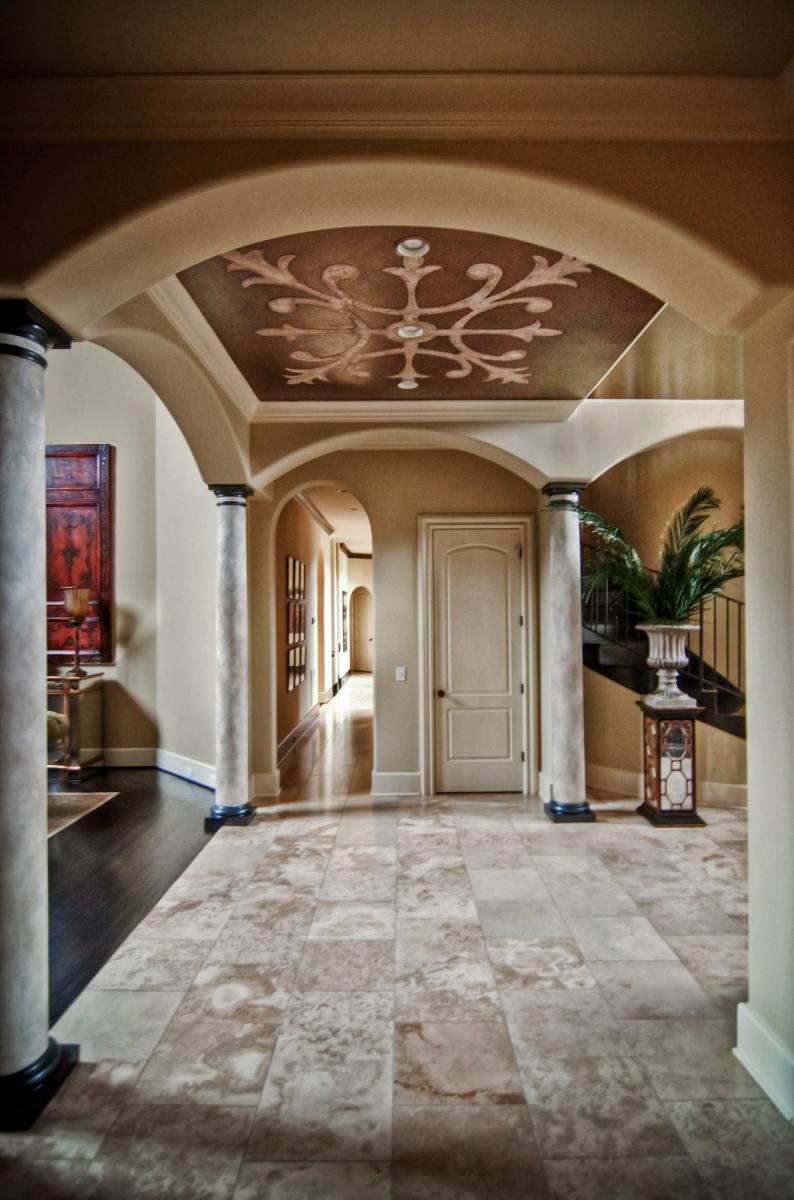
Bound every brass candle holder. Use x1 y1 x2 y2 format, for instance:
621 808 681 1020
62 586 91 677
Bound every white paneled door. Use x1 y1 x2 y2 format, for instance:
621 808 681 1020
433 525 524 792
352 587 374 672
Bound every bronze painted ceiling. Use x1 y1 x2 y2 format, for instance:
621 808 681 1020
178 227 662 403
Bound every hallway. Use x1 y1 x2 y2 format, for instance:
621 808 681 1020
3 677 793 1198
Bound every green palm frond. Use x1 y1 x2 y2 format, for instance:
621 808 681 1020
555 488 745 623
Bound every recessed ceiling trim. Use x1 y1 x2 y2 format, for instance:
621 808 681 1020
148 276 260 420
251 399 581 423
2 73 791 143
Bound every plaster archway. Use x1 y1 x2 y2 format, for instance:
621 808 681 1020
28 156 766 336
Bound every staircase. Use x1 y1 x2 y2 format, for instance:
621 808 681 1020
581 547 746 738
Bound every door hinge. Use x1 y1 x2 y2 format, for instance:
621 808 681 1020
520 682 525 694
519 614 524 626
521 751 526 763
517 544 523 559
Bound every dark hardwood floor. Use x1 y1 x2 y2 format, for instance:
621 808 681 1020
48 768 213 1024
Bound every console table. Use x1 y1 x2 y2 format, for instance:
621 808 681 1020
47 673 104 786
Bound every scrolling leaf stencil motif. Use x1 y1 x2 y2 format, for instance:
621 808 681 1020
223 245 591 388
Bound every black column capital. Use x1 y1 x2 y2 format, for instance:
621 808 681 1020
542 482 588 498
209 484 254 504
0 299 71 369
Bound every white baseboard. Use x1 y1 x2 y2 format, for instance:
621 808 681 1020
585 762 747 809
586 763 643 798
157 749 215 790
700 779 747 809
252 771 281 798
735 1002 794 1122
98 746 216 791
102 747 157 768
371 771 421 796
318 687 334 703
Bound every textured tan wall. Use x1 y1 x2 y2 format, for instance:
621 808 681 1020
45 343 158 749
581 435 746 792
155 402 216 767
251 449 539 779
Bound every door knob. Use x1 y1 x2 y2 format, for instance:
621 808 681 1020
436 688 446 697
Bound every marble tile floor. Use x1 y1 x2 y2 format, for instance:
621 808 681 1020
4 676 793 1198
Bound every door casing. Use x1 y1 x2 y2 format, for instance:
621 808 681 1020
418 514 538 798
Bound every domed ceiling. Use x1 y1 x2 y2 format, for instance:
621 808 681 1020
178 227 662 405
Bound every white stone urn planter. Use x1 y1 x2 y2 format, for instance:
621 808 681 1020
637 623 699 709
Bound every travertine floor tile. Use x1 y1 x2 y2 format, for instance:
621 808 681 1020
308 901 396 940
543 1155 711 1200
567 915 676 962
665 933 748 987
590 960 715 1019
89 938 210 991
392 1105 548 1199
0 1060 141 1161
234 1161 390 1199
248 1059 392 1161
395 959 502 1021
51 989 184 1062
133 1017 279 1105
476 898 569 940
81 1103 252 1198
394 1020 523 1106
295 939 394 991
176 962 293 1023
666 1098 794 1199
0 1158 88 1199
503 988 631 1059
520 1056 684 1159
488 937 596 991
468 867 550 901
621 1017 763 1100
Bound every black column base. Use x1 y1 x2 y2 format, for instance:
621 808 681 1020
204 802 255 832
0 1038 79 1131
636 802 706 828
544 799 596 823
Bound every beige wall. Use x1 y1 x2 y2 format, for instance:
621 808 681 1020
581 435 746 796
274 498 333 743
250 448 539 786
582 434 744 588
45 341 217 774
584 667 747 806
45 343 158 750
154 402 216 770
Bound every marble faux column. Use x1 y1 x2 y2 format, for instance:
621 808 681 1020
207 484 254 830
541 484 594 823
0 300 78 1130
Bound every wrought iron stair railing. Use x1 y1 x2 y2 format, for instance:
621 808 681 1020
580 543 746 735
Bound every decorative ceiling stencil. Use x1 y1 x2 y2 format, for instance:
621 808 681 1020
178 228 662 403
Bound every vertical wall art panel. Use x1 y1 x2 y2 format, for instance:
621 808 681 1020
286 554 307 690
46 444 113 665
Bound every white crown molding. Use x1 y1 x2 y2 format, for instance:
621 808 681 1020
147 276 260 421
252 399 581 423
2 72 792 142
296 490 334 536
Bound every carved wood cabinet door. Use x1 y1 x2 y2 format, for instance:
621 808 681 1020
46 444 113 666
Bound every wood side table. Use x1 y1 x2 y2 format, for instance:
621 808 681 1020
47 673 104 786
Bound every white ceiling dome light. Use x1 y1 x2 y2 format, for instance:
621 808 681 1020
396 237 430 258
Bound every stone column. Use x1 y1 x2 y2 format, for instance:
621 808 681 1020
207 484 254 830
0 300 78 1130
541 484 594 822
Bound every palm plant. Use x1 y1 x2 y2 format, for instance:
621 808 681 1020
553 486 744 623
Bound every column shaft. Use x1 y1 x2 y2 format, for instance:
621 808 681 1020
542 486 594 822
0 301 77 1130
208 486 253 828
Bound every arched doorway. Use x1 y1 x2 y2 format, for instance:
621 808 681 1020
351 587 374 672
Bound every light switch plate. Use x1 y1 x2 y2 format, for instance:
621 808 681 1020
395 666 407 681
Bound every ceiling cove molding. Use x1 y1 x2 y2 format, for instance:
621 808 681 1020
251 399 581 424
2 72 792 142
295 490 335 537
147 276 260 421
